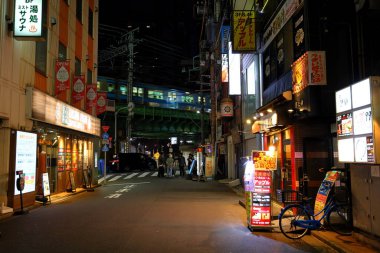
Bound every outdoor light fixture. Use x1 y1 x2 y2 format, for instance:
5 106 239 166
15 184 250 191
246 119 252 124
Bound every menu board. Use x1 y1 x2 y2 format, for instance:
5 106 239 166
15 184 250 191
335 77 376 163
249 170 271 227
14 131 37 195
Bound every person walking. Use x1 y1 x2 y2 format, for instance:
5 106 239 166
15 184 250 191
173 157 179 177
158 152 166 177
166 153 174 178
178 153 186 177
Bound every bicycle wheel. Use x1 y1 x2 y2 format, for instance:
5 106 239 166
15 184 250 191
326 204 352 235
279 204 311 239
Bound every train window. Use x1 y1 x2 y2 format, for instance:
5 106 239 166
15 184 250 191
133 87 144 97
182 95 194 103
198 96 206 103
148 90 164 99
107 84 115 92
120 85 127 95
168 91 177 101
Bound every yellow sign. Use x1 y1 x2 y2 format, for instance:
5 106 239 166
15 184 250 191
232 11 256 52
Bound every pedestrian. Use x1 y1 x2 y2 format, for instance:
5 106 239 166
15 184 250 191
158 152 166 177
187 153 194 171
166 153 174 177
179 153 186 177
173 157 179 177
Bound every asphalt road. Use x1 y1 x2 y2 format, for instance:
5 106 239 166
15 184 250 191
0 172 337 253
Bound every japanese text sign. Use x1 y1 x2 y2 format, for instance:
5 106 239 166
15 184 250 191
14 0 43 37
232 11 256 52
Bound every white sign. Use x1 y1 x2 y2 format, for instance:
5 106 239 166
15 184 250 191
353 107 372 135
354 137 368 162
14 0 43 37
337 138 354 162
351 78 371 109
42 173 50 196
14 131 37 195
335 86 351 113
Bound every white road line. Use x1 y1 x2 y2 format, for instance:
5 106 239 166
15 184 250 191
124 172 139 179
138 172 150 178
151 172 158 176
109 175 122 182
98 174 113 183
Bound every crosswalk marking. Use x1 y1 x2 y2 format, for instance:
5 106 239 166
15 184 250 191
109 175 122 182
98 174 113 183
138 172 150 178
151 172 158 176
124 172 139 179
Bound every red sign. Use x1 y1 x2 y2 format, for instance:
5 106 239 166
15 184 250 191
249 170 272 227
86 84 97 113
72 75 85 102
102 126 110 133
55 60 70 95
96 92 107 115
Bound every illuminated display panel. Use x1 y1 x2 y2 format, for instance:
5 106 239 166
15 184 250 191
337 138 354 162
335 86 351 113
353 107 372 135
351 78 371 109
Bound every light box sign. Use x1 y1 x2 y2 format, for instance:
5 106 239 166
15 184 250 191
14 131 37 195
29 88 101 136
335 77 378 163
14 0 43 37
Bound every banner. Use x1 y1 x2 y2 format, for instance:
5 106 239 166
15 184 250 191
72 75 85 102
86 84 97 114
232 10 256 52
96 92 107 115
55 60 70 95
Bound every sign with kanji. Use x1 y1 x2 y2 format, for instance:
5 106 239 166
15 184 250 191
14 0 43 37
232 10 256 52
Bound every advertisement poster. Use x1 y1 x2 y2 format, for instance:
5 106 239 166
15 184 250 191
96 92 107 115
249 170 272 227
86 84 97 113
252 151 277 170
314 170 340 220
72 75 85 102
14 131 37 195
55 60 70 95
232 10 256 52
42 173 50 197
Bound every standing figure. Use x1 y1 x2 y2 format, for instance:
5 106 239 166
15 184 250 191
178 153 186 177
173 157 179 177
166 153 174 177
158 152 166 177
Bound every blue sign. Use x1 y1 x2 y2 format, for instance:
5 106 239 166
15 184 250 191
102 144 109 152
102 132 109 140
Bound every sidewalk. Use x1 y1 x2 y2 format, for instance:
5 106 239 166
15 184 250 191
224 181 380 253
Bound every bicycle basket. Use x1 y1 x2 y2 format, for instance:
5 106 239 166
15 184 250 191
278 190 303 204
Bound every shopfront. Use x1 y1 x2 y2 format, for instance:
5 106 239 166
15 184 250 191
26 88 101 195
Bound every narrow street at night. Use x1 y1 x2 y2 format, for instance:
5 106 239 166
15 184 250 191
0 174 337 253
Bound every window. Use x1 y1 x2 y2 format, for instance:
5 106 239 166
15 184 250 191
87 69 92 84
76 0 82 22
120 85 127 95
88 7 93 37
198 96 206 103
75 57 81 76
148 90 163 99
35 38 47 73
182 96 194 103
168 91 177 101
58 43 67 60
133 87 144 97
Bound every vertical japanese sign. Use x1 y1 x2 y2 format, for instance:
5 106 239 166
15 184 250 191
55 60 70 95
14 131 37 195
232 10 256 52
250 170 272 227
96 92 107 115
14 0 43 37
221 26 230 54
72 75 85 102
86 84 97 114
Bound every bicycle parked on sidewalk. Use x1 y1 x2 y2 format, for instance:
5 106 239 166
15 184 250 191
278 169 352 239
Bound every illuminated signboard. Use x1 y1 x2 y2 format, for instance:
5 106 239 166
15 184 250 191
14 131 37 195
14 0 43 37
335 77 379 163
28 88 101 136
250 170 271 227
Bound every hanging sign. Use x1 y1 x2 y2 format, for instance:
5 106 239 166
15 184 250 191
96 92 107 115
14 0 43 38
55 60 70 95
232 10 256 52
86 84 97 113
72 75 85 102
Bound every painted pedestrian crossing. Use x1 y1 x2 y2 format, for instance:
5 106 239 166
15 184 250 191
99 171 180 183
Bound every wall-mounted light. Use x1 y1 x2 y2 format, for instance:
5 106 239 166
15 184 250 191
51 17 57 26
246 119 252 124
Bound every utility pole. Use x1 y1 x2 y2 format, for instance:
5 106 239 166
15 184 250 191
126 28 139 153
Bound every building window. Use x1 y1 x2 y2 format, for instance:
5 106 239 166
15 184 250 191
87 69 92 84
88 7 93 37
148 90 163 99
182 96 194 103
76 0 82 22
58 42 67 60
35 39 47 74
75 57 81 76
168 91 177 101
120 85 127 95
133 87 144 97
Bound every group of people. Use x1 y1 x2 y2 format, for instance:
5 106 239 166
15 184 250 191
157 152 188 178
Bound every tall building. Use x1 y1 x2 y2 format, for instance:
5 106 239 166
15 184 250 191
0 0 100 210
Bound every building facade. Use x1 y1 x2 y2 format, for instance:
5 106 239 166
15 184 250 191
0 0 100 210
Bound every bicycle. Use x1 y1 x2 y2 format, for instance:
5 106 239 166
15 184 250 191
278 189 352 239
